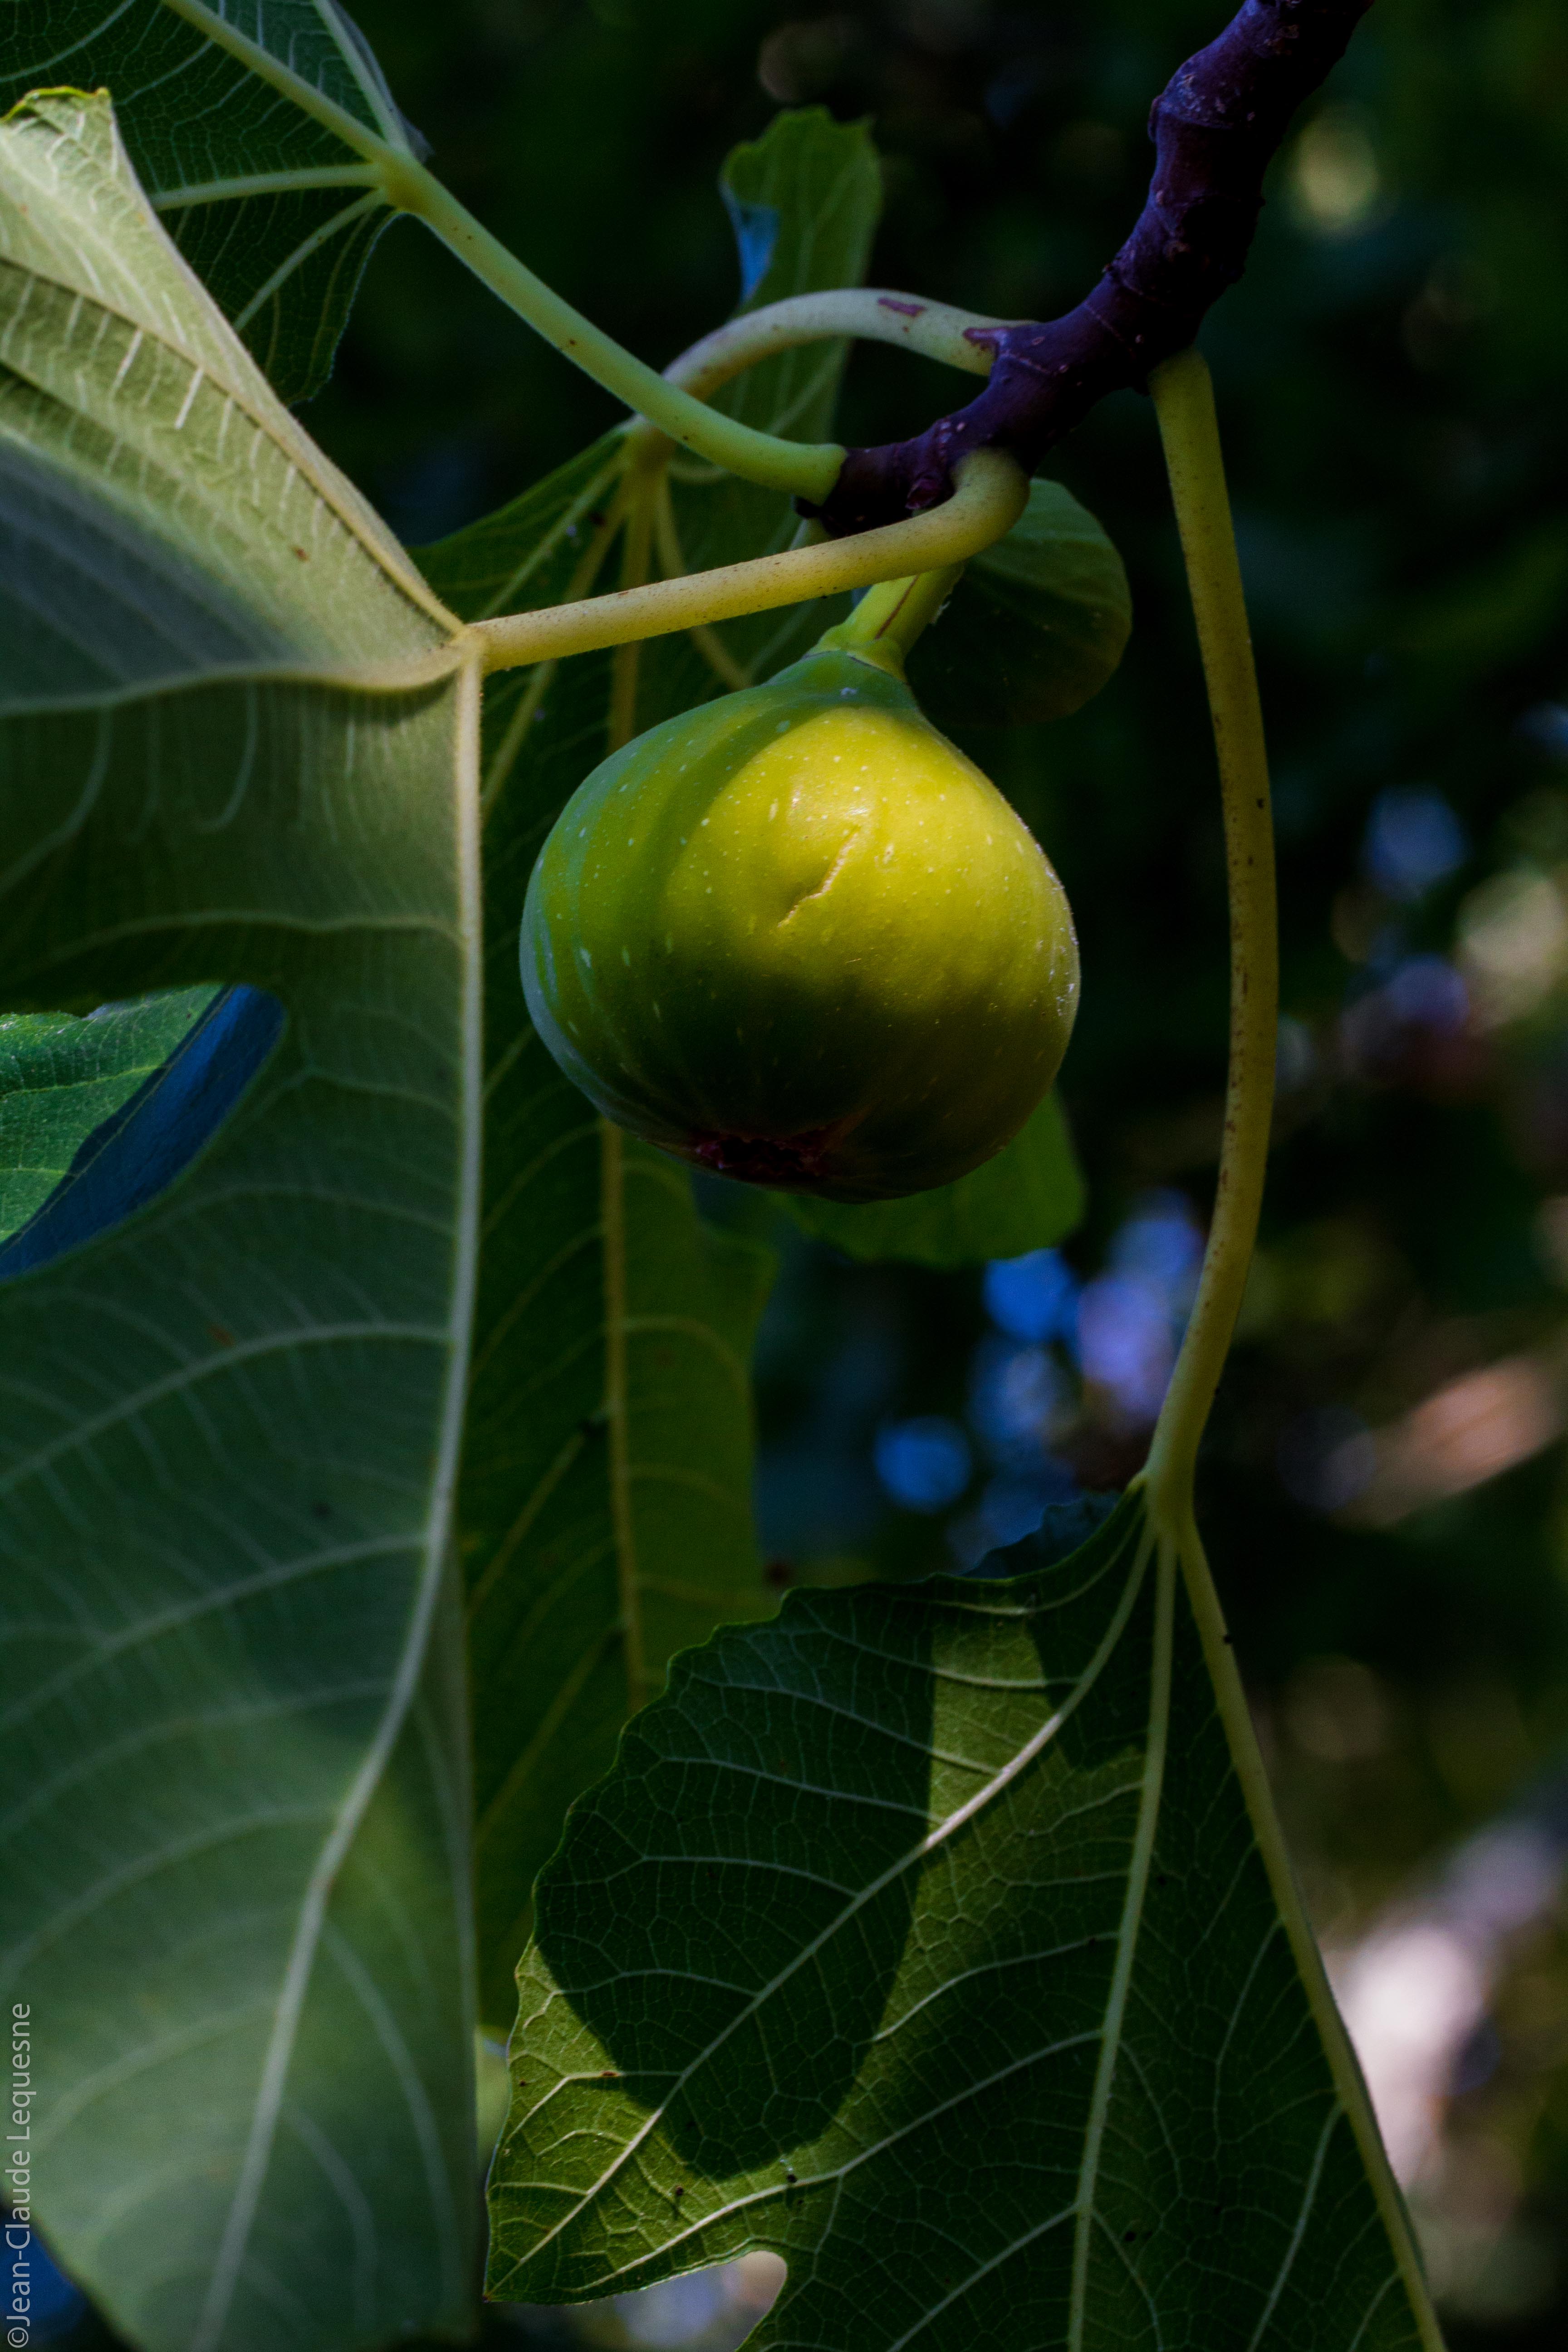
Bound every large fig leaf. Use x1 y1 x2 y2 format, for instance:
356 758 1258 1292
420 106 885 2029
488 1494 1438 2352
781 1089 1085 1269
0 2 422 402
910 478 1132 731
0 88 481 2352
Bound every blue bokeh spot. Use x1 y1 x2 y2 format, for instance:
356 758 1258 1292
874 1416 972 1514
982 1247 1079 1345
1362 786 1467 902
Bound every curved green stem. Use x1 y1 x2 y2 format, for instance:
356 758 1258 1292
660 289 1010 402
814 564 967 674
469 450 1028 676
380 156 843 503
1142 348 1277 1517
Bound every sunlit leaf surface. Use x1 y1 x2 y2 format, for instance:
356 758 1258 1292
490 1493 1433 2350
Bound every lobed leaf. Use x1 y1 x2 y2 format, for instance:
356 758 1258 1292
781 1089 1085 1269
0 88 480 2352
488 1493 1435 2351
0 2 421 402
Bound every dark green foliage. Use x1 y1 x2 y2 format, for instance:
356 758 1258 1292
910 479 1133 730
779 1082 1085 1266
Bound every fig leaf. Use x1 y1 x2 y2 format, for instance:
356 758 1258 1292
909 478 1132 731
0 0 418 403
0 87 478 2352
0 992 219 1250
0 988 284 1277
488 1492 1432 2351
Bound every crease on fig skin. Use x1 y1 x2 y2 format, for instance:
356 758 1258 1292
778 824 864 925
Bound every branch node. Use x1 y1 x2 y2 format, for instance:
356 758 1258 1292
805 0 1373 538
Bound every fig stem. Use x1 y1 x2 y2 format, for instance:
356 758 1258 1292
1142 348 1278 1515
652 289 1009 405
469 451 1027 675
816 564 967 671
377 152 845 502
811 0 1375 536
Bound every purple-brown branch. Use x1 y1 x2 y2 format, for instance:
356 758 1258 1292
808 0 1372 537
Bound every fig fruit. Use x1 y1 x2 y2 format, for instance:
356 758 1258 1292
520 642 1078 1203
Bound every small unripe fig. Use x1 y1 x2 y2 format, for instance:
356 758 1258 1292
520 643 1078 1203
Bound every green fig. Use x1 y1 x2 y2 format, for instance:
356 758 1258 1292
519 642 1079 1204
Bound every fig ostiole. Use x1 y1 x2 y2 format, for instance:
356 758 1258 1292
519 638 1079 1204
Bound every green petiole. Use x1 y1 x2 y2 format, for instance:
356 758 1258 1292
1142 347 1279 1514
468 449 1027 675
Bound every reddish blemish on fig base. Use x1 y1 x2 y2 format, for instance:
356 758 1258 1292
689 1127 839 1189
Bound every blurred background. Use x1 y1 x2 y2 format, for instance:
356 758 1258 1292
36 0 1568 2344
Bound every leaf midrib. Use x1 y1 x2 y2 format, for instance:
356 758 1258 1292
158 0 404 167
188 650 486 2352
0 242 456 642
1066 1519 1169 2350
151 164 380 210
